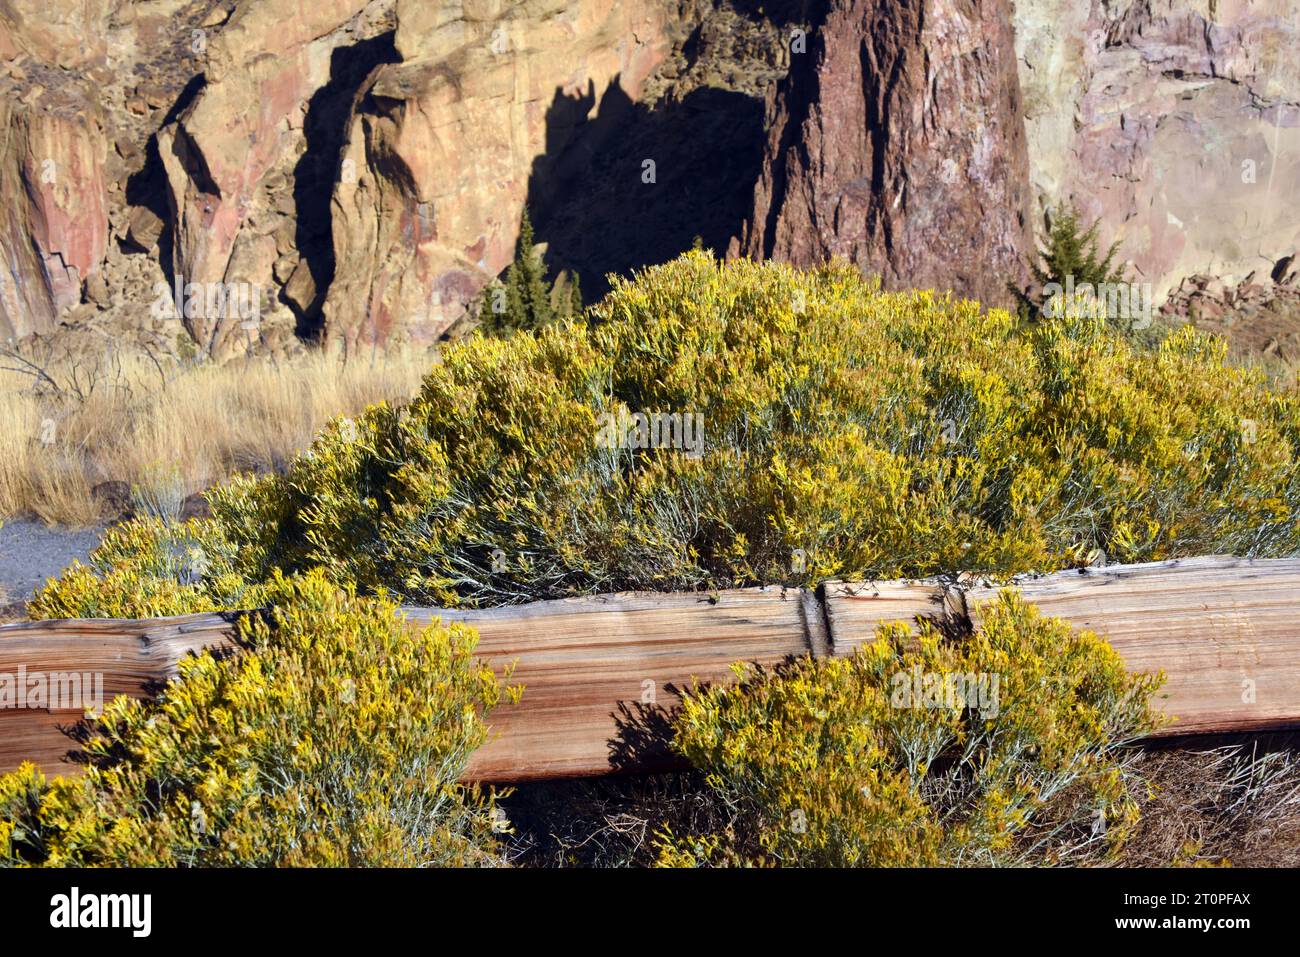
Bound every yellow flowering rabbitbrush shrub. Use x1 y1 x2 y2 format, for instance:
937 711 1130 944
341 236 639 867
31 250 1300 617
2 571 517 866
28 515 276 619
655 593 1164 867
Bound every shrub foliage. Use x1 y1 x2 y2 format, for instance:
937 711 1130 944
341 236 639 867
2 572 515 866
10 252 1281 867
655 593 1163 867
32 251 1300 616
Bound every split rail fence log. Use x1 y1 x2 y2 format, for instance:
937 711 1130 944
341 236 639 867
1 556 1298 783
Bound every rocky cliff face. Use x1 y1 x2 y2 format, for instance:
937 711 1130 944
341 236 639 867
0 0 694 356
1016 0 1300 303
155 0 398 358
740 0 1299 309
1 0 261 349
321 0 679 351
0 0 1296 355
0 1 110 340
739 0 1034 307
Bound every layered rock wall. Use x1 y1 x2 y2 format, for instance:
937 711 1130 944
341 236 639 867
1016 0 1300 301
1 0 1297 352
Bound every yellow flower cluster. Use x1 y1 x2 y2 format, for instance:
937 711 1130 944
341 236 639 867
3 571 515 866
655 593 1164 867
30 251 1300 617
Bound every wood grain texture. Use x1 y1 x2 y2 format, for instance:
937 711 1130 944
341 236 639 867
0 588 817 782
419 588 815 780
820 580 952 654
963 557 1300 737
0 612 241 775
1 558 1298 782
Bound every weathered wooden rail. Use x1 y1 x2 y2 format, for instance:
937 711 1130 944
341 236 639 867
2 556 1298 783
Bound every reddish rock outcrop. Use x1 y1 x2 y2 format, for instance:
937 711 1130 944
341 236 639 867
0 3 111 340
739 0 1034 307
0 91 110 340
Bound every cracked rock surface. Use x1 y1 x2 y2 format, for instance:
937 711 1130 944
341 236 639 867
0 0 1295 355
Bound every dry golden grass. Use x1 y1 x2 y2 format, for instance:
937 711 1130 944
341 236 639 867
0 347 432 527
1120 737 1300 867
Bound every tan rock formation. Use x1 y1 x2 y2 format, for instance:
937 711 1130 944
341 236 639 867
321 0 676 350
0 0 108 69
156 0 386 358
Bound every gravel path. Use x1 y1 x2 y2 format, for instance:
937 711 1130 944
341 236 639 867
0 519 104 607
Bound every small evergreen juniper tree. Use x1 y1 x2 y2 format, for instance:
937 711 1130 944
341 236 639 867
479 207 555 337
566 270 584 320
1011 205 1129 324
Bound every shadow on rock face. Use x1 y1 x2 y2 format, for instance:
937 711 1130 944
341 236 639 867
290 31 401 340
524 75 768 302
729 0 827 26
123 74 206 291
